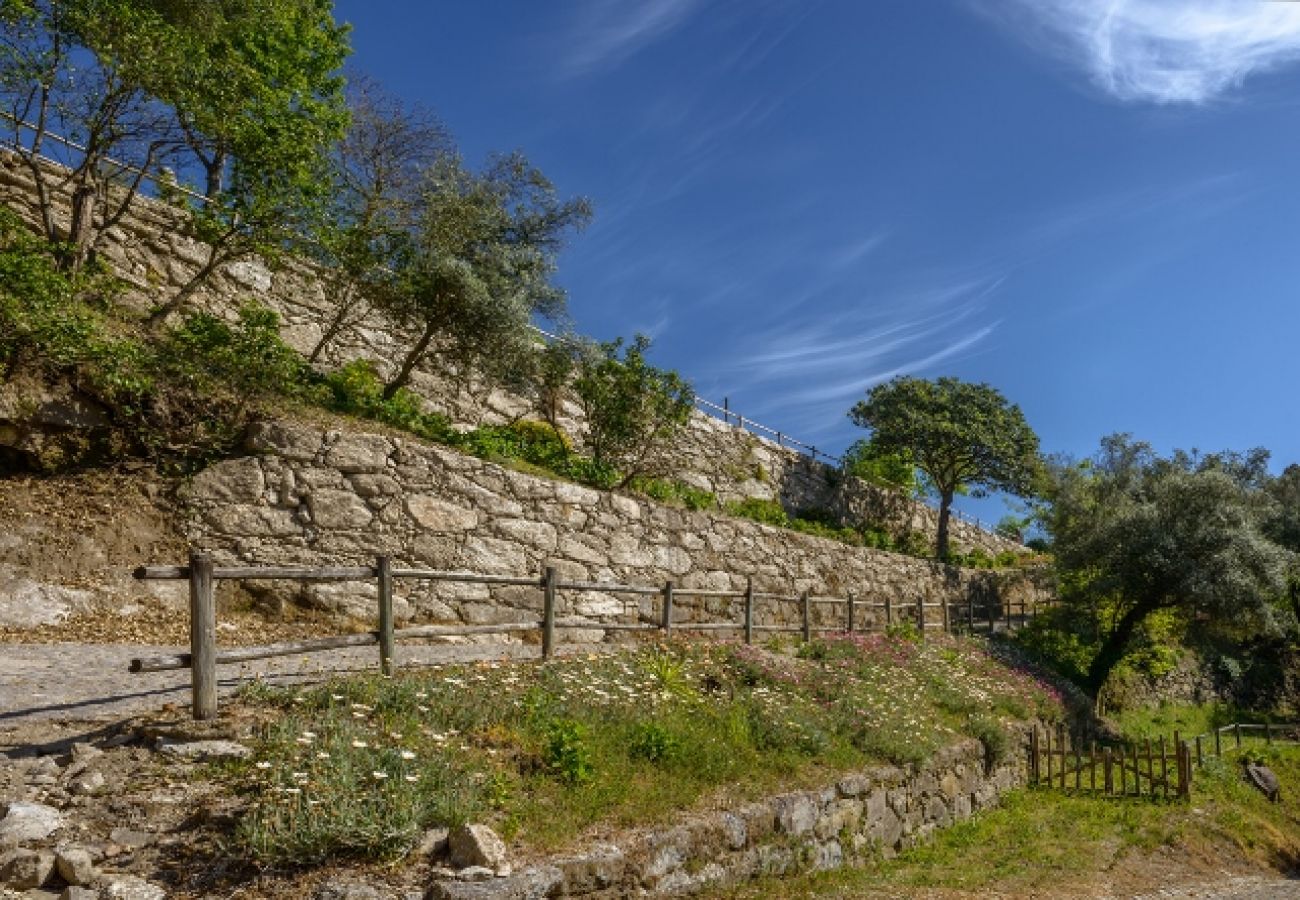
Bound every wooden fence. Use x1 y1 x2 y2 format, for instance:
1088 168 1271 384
1028 724 1192 799
130 551 1051 720
1028 720 1300 800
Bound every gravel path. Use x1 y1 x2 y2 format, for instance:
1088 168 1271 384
1129 875 1300 898
0 640 542 728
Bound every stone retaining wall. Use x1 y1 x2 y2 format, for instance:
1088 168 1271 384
184 421 1051 635
428 734 1028 898
1 155 1020 556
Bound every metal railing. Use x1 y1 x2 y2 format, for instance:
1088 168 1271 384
3 118 1000 533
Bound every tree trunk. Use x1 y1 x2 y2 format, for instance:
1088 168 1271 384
64 183 97 272
383 321 438 400
936 490 954 560
1084 599 1157 696
308 281 356 364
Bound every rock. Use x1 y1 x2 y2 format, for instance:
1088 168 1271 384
69 771 106 796
107 829 155 850
1 847 54 889
157 740 251 762
425 866 562 900
68 744 103 765
447 824 508 870
54 848 95 886
455 867 493 882
0 802 64 847
99 875 166 900
314 877 394 900
773 794 818 836
553 844 625 894
415 827 450 858
0 567 94 628
60 887 97 900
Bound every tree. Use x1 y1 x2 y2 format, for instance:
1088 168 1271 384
570 334 694 487
144 0 351 324
380 151 591 400
0 0 349 298
1041 435 1293 696
0 0 188 269
1265 464 1300 626
306 75 450 363
848 376 1041 559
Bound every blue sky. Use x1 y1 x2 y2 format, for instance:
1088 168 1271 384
334 1 1300 522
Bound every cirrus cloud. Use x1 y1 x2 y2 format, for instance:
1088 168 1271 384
977 0 1300 103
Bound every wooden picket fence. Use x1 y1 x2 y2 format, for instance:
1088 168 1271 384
1028 724 1192 799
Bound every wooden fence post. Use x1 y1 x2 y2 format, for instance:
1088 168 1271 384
941 596 950 634
377 555 394 677
1215 726 1222 758
1181 741 1192 798
917 598 925 641
744 578 755 645
885 595 893 629
1104 747 1113 795
847 591 855 634
1029 727 1039 783
986 591 996 633
1235 722 1242 749
542 566 557 659
801 591 811 644
662 580 675 634
1195 734 1203 767
189 551 217 721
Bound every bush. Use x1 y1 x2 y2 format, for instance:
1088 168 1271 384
725 497 789 527
317 359 455 442
544 720 595 784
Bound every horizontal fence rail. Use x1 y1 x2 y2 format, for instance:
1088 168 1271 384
131 551 1053 720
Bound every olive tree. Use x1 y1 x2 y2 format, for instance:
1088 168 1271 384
380 152 591 400
1042 435 1293 696
848 376 1041 559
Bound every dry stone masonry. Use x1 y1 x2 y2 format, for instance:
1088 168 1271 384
184 421 1050 636
1 154 1019 557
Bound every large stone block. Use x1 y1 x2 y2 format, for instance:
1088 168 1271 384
408 496 479 532
308 490 374 530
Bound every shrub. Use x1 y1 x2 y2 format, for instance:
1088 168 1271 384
544 720 595 784
725 497 789 527
571 334 694 485
318 359 455 442
628 721 682 763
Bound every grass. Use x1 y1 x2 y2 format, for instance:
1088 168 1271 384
219 634 1064 864
710 714 1300 899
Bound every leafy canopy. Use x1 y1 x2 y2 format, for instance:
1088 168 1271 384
1038 434 1294 696
849 376 1041 559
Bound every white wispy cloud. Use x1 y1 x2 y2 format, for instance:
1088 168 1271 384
705 277 1004 436
977 0 1300 103
556 0 703 77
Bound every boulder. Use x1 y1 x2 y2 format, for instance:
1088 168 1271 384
0 802 64 847
447 824 507 870
54 847 96 886
0 847 55 889
99 875 166 899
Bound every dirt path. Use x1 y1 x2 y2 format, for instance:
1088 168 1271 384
0 640 542 740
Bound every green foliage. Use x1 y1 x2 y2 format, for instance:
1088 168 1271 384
315 359 455 442
570 334 694 485
627 721 682 763
1038 434 1294 695
543 720 595 785
849 376 1043 559
725 497 790 527
380 152 591 398
965 715 1012 770
627 476 717 511
843 437 919 495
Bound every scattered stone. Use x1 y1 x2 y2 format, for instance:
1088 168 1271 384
156 739 251 762
0 847 55 889
60 887 97 900
0 802 64 847
54 848 95 886
107 829 155 850
68 771 106 797
426 866 562 900
447 824 507 870
313 877 394 900
99 875 166 900
553 843 624 894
